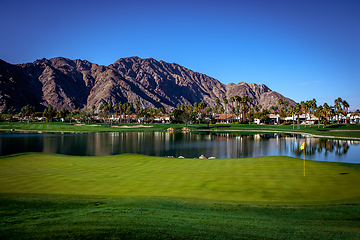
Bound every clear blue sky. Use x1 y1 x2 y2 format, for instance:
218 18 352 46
1 0 359 110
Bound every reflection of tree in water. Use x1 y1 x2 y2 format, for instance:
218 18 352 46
335 140 350 155
289 137 353 158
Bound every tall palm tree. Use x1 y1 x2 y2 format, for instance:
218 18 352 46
247 97 253 123
270 105 278 114
8 106 17 122
223 98 228 123
241 95 249 122
135 101 140 113
215 98 220 114
295 103 302 129
91 104 95 119
334 97 343 123
300 101 307 127
229 96 235 115
234 95 241 122
113 103 119 116
342 100 349 124
193 102 198 115
323 103 330 123
199 100 206 114
122 103 127 121
315 105 321 127
288 105 296 129
283 100 289 114
310 98 317 126
21 104 35 122
43 104 57 122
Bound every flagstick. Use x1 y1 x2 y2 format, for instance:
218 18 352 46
303 147 306 177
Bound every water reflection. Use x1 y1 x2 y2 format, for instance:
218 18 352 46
0 132 359 163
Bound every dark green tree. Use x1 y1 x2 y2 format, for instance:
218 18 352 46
43 104 57 122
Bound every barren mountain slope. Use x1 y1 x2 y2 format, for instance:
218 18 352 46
0 57 295 111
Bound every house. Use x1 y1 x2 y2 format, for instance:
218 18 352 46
348 113 360 124
110 114 136 123
268 114 281 124
153 116 170 123
284 114 318 124
214 114 237 123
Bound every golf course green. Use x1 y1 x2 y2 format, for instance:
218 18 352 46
1 153 360 239
1 153 360 204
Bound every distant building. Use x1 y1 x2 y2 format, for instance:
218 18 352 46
214 114 237 123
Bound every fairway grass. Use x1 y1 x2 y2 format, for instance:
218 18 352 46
1 153 360 204
1 122 360 139
1 153 360 239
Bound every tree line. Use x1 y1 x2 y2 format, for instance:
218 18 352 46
0 96 358 125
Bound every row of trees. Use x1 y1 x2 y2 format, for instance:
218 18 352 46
0 96 357 125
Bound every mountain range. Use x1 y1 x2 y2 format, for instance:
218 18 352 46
0 56 295 112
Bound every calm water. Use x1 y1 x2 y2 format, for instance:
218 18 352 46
0 132 359 163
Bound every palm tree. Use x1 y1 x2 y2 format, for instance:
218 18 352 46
247 97 253 123
234 95 241 122
215 98 220 114
8 106 17 122
295 103 302 129
59 107 70 121
229 96 235 115
270 105 278 114
91 104 95 119
122 103 127 122
342 100 349 124
135 100 140 113
241 95 249 122
99 103 105 123
223 98 228 123
334 97 343 123
323 103 330 123
283 101 289 114
310 98 317 126
278 99 283 109
193 102 198 115
113 103 119 116
300 101 308 127
118 102 123 123
288 105 296 129
21 104 35 123
199 100 206 114
107 103 112 118
43 104 57 122
316 105 325 128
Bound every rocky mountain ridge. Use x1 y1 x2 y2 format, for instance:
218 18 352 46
0 56 295 112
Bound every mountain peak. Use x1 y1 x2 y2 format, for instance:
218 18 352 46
0 57 295 111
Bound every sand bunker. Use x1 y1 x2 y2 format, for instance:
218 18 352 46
110 125 153 128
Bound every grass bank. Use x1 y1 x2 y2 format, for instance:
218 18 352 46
1 153 360 239
1 194 360 239
1 122 360 139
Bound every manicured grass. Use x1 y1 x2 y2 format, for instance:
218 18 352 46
1 153 360 239
1 122 360 139
0 122 184 132
1 195 360 239
1 153 360 204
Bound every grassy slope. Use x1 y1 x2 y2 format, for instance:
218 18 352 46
1 153 360 239
1 153 360 204
1 122 360 139
1 195 360 239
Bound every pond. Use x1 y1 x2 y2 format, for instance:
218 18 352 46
1 131 359 163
